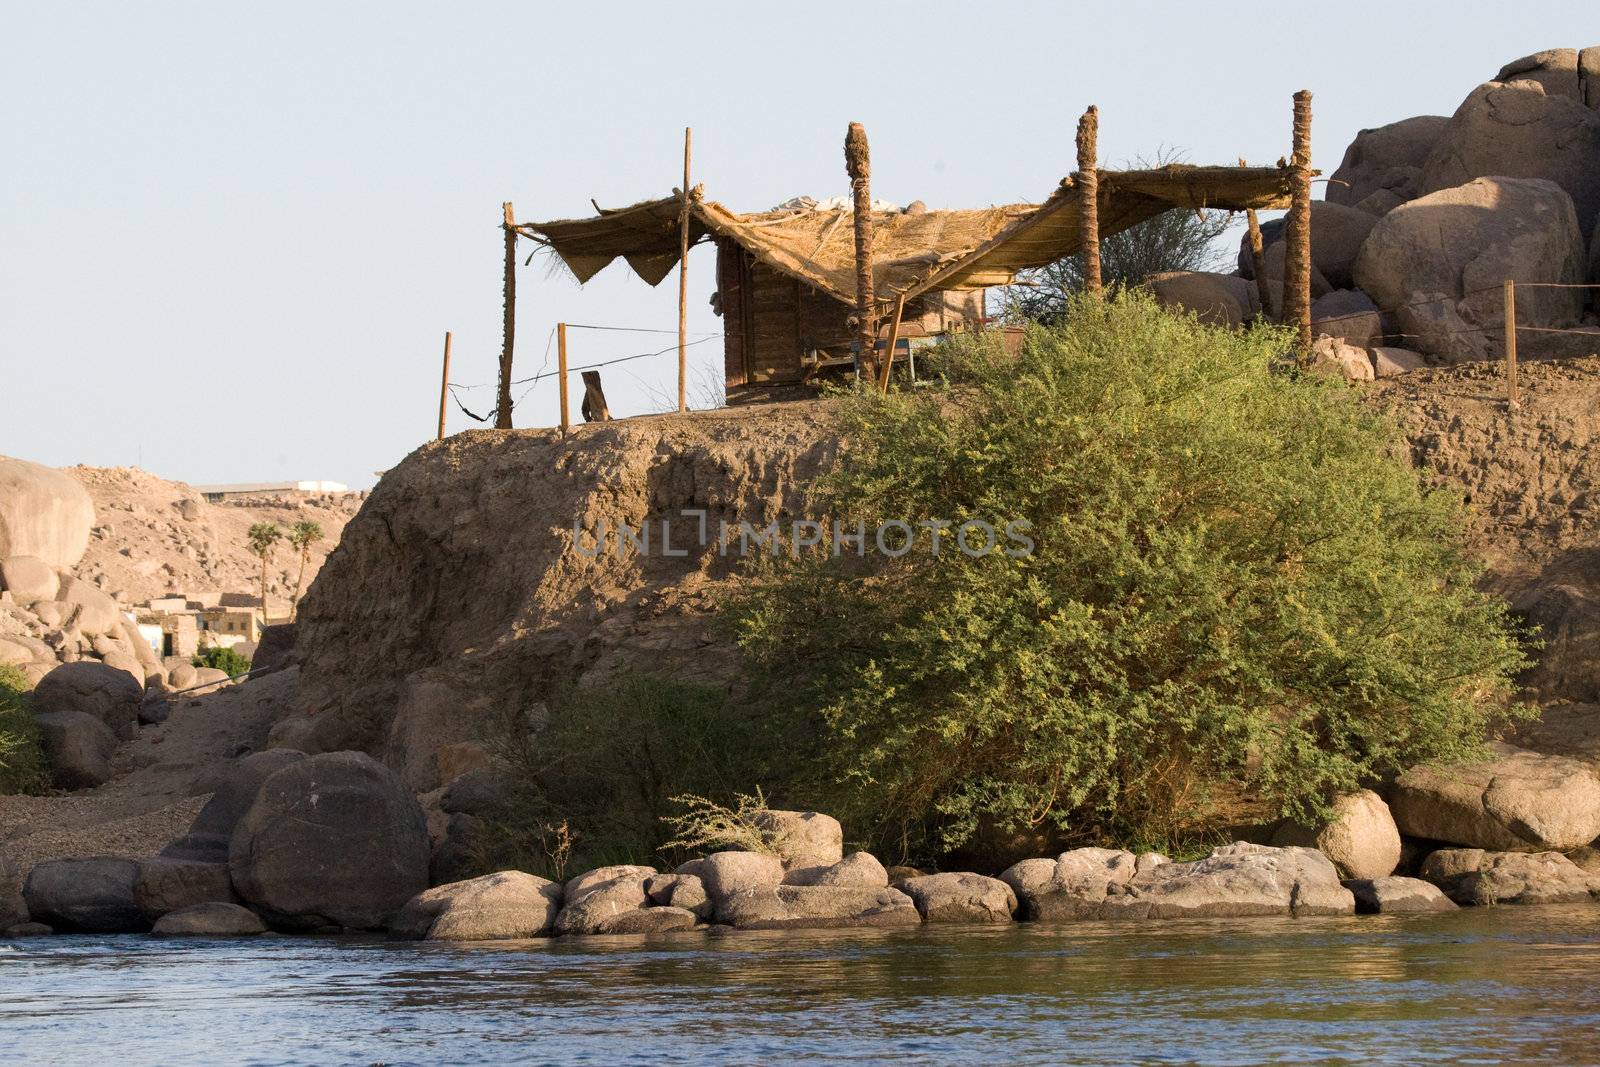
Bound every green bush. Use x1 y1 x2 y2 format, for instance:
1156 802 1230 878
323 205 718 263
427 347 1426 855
472 674 789 877
192 645 252 678
0 664 52 795
729 293 1531 856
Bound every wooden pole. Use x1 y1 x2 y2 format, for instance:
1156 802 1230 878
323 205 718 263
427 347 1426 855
1503 279 1520 409
876 293 906 394
677 127 692 413
437 330 452 441
1239 157 1269 319
1283 91 1314 361
1076 105 1102 297
496 202 516 428
845 122 876 379
557 321 570 432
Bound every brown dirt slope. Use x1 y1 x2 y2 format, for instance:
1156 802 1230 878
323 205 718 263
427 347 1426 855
66 465 361 615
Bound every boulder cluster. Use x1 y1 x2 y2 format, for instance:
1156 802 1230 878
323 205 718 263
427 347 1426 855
11 740 1600 940
1 457 236 787
1150 47 1600 379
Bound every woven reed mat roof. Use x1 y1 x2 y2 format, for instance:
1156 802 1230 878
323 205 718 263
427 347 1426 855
515 165 1295 309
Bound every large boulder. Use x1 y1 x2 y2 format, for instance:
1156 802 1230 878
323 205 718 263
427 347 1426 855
134 856 237 921
1146 271 1259 329
1419 81 1600 236
1353 177 1588 363
33 710 117 789
1419 848 1600 905
32 660 142 735
564 864 656 905
1311 289 1383 348
392 871 563 940
0 556 59 606
152 902 267 937
1237 203 1379 291
1000 847 1144 921
1257 239 1333 321
227 751 430 930
783 851 888 888
0 457 94 570
1308 336 1375 383
163 749 308 861
898 873 1016 923
718 884 920 930
54 576 125 638
0 855 27 929
1494 49 1582 104
1271 790 1401 880
751 810 843 873
23 858 147 932
643 873 711 920
1326 115 1450 210
1344 876 1458 914
1388 743 1600 852
553 869 661 935
700 850 785 918
1370 347 1428 378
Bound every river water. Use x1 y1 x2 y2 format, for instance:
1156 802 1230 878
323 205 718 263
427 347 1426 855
4 905 1600 1065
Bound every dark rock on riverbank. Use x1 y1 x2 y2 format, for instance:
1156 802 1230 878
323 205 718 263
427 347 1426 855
23 857 147 932
1345 876 1458 913
152 902 267 937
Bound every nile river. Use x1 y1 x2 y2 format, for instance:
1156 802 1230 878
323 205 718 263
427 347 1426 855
5 906 1600 1065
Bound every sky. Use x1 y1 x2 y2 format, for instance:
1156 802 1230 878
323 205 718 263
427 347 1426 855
3 2 1595 488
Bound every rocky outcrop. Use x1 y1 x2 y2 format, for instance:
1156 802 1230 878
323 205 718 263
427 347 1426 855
700 851 785 918
1344 876 1458 914
1495 49 1584 102
0 556 59 606
1312 289 1383 348
0 457 94 570
898 873 1017 923
23 857 147 932
553 868 671 935
33 660 143 737
718 885 920 930
1388 744 1600 852
133 856 237 921
1326 115 1450 211
1420 80 1600 234
152 902 267 937
162 749 308 862
1353 177 1588 363
1271 790 1401 880
1001 847 1145 921
1370 347 1428 378
753 810 844 875
1419 848 1600 905
227 751 430 930
392 870 563 940
644 873 711 920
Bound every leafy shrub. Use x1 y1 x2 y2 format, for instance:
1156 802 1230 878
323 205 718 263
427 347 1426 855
0 664 51 795
472 674 788 876
729 293 1531 856
661 789 781 856
192 645 252 678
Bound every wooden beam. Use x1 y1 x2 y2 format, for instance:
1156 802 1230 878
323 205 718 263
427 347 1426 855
677 127 692 413
496 202 516 428
1503 279 1520 409
557 321 570 433
876 293 906 394
1283 91 1314 360
437 330 452 441
845 122 876 379
1076 106 1102 297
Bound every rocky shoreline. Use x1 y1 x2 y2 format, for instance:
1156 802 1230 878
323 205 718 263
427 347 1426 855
5 749 1598 942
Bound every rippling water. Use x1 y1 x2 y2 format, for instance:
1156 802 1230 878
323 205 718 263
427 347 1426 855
5 906 1600 1065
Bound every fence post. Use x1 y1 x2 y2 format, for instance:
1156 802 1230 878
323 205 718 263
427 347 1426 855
677 126 692 413
557 321 570 433
877 293 906 394
497 203 516 428
437 330 452 441
1503 279 1519 409
1076 105 1102 297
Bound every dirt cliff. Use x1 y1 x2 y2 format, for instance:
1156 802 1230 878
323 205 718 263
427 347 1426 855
287 361 1600 790
288 402 836 788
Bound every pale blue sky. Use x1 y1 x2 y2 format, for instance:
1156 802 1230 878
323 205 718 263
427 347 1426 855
3 2 1593 487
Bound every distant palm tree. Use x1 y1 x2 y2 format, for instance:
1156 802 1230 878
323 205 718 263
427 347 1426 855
287 520 324 621
247 522 283 623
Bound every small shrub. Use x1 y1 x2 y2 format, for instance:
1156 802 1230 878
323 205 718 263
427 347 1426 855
471 674 787 876
729 292 1532 856
0 664 51 795
192 645 252 677
660 789 781 855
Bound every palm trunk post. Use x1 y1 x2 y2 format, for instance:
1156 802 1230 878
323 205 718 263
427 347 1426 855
845 122 876 379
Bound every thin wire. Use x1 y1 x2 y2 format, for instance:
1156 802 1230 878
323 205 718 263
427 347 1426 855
562 323 720 336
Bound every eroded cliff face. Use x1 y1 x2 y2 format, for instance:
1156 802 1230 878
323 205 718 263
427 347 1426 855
289 402 835 788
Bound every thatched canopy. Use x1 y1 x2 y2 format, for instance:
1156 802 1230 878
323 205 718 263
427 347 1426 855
514 165 1295 311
